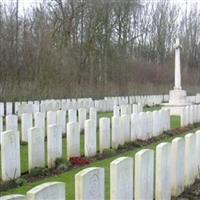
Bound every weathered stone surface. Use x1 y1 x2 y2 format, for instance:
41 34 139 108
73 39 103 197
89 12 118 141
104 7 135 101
47 124 62 168
67 122 80 159
130 113 138 141
68 109 77 123
99 117 110 153
47 111 57 127
110 157 133 200
121 114 130 143
56 110 66 134
196 130 200 179
28 127 45 171
21 113 32 142
17 103 33 116
1 130 20 181
84 119 96 157
6 102 13 115
6 115 18 131
113 106 120 117
155 142 172 200
34 112 45 139
78 108 87 131
26 182 65 200
75 167 104 200
171 137 185 197
120 104 128 115
135 149 154 200
111 116 121 149
89 107 97 128
184 133 196 187
153 111 159 137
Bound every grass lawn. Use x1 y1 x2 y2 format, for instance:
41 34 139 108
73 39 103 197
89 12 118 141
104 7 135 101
0 106 187 198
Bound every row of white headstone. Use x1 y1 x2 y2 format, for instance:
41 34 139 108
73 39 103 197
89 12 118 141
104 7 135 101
105 94 168 106
2 131 200 200
0 103 143 144
75 131 200 200
0 107 97 144
0 109 170 181
180 104 200 127
0 94 169 116
113 103 143 116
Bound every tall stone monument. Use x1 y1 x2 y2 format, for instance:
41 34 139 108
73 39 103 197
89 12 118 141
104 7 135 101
163 38 191 115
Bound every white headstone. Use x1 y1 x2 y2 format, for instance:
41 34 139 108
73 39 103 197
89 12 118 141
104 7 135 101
1 130 20 181
196 130 200 178
110 157 133 200
113 106 120 117
184 133 196 187
56 110 66 134
155 142 172 200
28 127 45 171
171 137 185 196
0 102 4 116
121 115 130 143
67 122 80 159
21 113 32 142
111 116 121 149
47 124 62 168
17 104 33 116
138 112 145 140
34 112 45 140
14 102 21 114
47 111 57 127
120 105 128 115
89 107 97 127
26 182 65 200
75 167 104 200
130 113 138 141
84 119 96 157
68 109 77 123
78 108 87 131
135 149 154 200
153 111 159 137
6 102 13 115
6 115 18 131
99 117 110 153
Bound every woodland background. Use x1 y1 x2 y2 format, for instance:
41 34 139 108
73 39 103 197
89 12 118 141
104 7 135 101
0 0 200 100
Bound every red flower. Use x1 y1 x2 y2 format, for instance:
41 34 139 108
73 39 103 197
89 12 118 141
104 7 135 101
69 157 90 166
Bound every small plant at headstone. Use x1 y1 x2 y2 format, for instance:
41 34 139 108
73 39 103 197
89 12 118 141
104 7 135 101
57 164 69 172
29 167 49 177
15 178 27 186
55 158 71 171
55 158 65 167
124 142 133 150
117 144 125 150
102 148 116 157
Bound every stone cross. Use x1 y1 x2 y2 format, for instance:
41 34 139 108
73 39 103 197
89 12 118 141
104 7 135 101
174 38 182 90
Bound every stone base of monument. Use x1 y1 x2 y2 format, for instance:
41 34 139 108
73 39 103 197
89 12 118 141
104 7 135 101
162 89 192 115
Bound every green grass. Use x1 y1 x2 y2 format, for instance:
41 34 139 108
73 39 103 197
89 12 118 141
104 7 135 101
0 106 187 198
